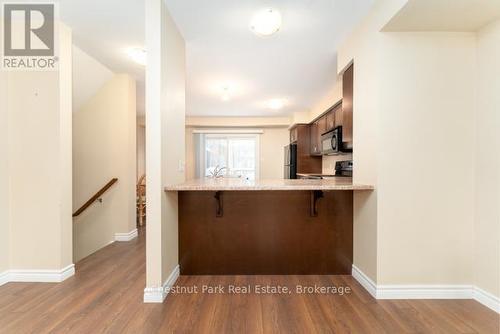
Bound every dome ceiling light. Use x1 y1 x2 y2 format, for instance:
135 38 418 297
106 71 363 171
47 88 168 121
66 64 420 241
267 98 286 110
221 86 230 101
250 8 282 37
126 48 147 66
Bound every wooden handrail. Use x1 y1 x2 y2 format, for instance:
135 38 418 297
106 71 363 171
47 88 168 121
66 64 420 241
73 178 118 217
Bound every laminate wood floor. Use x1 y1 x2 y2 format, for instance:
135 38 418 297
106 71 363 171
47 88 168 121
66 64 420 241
0 229 498 334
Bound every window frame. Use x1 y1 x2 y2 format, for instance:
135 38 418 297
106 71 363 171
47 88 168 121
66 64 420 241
200 133 260 179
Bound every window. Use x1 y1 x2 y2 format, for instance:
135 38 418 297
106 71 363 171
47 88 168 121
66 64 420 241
200 134 260 180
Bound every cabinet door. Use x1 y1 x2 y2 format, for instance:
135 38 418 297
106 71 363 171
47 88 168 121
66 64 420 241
290 127 298 143
342 64 353 143
318 116 327 136
333 104 342 128
326 110 335 131
310 122 319 155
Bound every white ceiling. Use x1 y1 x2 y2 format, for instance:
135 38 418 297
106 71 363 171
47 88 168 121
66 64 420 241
166 0 373 116
59 0 374 116
383 0 500 32
59 0 145 80
59 0 146 114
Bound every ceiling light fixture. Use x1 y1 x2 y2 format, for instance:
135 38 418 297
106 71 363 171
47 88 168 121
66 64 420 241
221 86 230 101
267 98 286 110
250 8 282 36
126 48 147 66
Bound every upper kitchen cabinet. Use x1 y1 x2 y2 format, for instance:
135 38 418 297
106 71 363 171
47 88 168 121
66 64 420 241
290 126 298 143
307 63 354 156
325 102 342 132
309 121 320 155
311 108 339 156
326 107 336 131
338 64 353 146
318 115 327 135
310 116 326 156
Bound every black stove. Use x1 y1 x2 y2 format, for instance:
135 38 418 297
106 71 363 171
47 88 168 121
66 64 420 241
334 160 353 177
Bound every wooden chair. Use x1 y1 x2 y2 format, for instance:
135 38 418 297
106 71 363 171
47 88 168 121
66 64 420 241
137 174 146 227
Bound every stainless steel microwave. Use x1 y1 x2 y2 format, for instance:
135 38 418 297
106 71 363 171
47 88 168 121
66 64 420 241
321 127 342 155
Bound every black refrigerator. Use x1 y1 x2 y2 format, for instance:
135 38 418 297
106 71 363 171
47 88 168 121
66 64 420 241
284 144 297 179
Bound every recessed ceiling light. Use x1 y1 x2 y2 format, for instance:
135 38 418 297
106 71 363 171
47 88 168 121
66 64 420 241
126 48 147 66
250 8 282 36
267 98 286 110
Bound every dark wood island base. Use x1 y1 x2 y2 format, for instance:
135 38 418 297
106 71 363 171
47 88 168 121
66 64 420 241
179 190 353 275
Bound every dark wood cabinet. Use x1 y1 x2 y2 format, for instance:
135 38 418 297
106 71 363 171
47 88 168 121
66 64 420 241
310 115 328 156
298 63 354 157
179 190 353 275
328 103 342 131
334 104 341 128
318 116 327 135
339 64 353 145
326 109 336 131
290 127 298 143
289 124 322 174
312 64 353 153
310 121 320 155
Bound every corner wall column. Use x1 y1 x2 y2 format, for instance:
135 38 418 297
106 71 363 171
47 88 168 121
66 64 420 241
144 0 186 303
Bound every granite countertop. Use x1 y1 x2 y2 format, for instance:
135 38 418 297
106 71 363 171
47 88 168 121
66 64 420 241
165 178 374 191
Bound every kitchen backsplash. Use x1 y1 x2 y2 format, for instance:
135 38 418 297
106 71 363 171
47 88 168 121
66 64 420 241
322 154 353 175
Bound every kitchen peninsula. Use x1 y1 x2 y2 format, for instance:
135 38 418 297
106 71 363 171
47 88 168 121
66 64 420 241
166 178 373 275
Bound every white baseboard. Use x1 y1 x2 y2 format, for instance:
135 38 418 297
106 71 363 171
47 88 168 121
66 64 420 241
351 265 377 298
3 264 75 283
473 286 500 313
144 265 180 303
115 229 138 242
377 284 472 299
352 265 499 314
0 270 9 286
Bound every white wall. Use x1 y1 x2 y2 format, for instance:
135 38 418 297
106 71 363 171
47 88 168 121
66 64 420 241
186 116 291 128
73 74 137 262
376 33 476 285
8 72 61 269
337 0 479 285
309 76 343 121
185 124 289 180
59 24 74 269
0 67 9 275
72 46 114 112
336 0 499 302
145 0 186 300
6 23 73 271
475 19 500 298
260 128 289 178
337 0 400 280
185 127 196 180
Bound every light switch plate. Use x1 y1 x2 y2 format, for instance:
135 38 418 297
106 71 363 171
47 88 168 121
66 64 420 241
178 160 185 172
